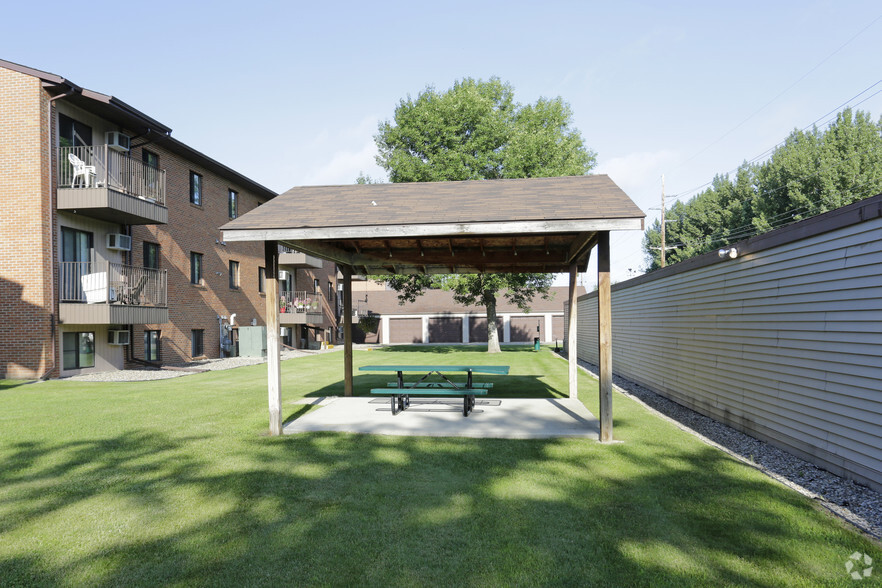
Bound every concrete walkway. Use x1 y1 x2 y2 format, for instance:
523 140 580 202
283 396 599 439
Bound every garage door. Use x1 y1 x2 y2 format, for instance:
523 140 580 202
510 316 544 342
552 315 564 342
389 318 422 343
468 317 503 343
428 317 462 343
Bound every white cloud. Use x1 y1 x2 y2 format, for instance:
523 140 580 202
291 115 386 187
595 149 679 200
303 138 382 186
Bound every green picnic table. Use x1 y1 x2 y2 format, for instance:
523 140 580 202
359 365 510 416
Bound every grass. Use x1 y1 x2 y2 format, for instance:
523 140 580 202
0 345 878 587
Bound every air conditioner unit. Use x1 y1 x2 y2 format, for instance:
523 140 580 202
106 233 132 251
105 131 131 152
278 270 289 280
280 327 289 336
108 330 130 345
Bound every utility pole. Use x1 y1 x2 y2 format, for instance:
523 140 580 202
660 174 666 268
650 175 676 267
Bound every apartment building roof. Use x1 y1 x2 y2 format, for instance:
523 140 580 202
0 58 276 201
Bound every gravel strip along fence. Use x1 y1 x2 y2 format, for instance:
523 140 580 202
559 351 882 540
64 347 340 383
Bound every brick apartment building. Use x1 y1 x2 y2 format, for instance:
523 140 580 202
0 59 336 379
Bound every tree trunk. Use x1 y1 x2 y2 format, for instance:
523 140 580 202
485 291 501 354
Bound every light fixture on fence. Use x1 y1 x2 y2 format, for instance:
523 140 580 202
718 247 738 259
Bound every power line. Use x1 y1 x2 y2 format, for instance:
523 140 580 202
662 142 882 234
669 14 882 177
615 164 882 273
664 176 882 251
737 82 882 172
654 143 882 250
667 82 882 204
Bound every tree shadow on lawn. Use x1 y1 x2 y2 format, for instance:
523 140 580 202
0 429 872 586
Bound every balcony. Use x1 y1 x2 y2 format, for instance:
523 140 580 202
57 145 168 225
278 291 325 326
59 261 168 325
278 245 323 269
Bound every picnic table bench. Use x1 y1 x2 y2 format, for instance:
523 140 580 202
359 365 510 416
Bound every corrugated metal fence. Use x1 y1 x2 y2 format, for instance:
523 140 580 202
571 194 882 491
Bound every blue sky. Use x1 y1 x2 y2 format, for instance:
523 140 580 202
3 0 881 284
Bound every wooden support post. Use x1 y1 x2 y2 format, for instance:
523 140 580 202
568 263 578 399
264 240 282 435
342 266 353 396
597 231 613 442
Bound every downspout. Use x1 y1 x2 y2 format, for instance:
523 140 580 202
124 224 133 365
40 88 75 380
218 315 227 358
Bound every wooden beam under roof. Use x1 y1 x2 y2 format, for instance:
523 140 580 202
281 239 355 266
566 232 599 265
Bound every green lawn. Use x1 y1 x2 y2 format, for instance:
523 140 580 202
0 346 878 587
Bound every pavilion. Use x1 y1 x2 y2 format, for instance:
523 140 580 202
222 174 644 440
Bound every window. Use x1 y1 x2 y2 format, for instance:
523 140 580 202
142 149 159 169
313 278 320 293
144 330 160 362
143 242 160 269
190 252 203 284
228 189 238 219
189 171 202 205
61 227 93 264
191 329 204 357
229 260 240 289
62 332 95 370
61 228 93 300
328 281 333 300
58 113 92 148
143 151 160 195
258 267 265 293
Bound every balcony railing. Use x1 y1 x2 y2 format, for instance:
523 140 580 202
59 261 167 307
279 291 323 315
59 145 166 205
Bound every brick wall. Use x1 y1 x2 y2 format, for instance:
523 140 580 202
129 144 270 365
1 64 336 375
0 67 55 379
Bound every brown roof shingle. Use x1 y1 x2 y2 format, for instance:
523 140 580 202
223 175 643 231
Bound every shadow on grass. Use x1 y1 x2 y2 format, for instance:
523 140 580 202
282 404 318 426
0 380 35 392
0 428 870 586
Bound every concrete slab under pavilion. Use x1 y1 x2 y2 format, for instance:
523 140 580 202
284 397 600 439
222 175 645 441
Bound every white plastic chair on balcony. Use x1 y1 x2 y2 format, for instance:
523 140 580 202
68 153 96 188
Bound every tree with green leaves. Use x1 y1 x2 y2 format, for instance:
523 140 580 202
643 108 882 270
370 77 596 352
